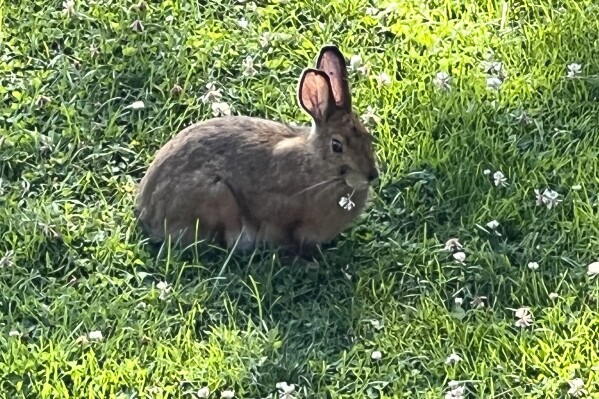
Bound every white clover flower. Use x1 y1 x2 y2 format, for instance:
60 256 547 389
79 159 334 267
486 220 500 230
211 102 232 117
127 100 145 110
9 330 21 337
549 292 559 300
338 194 355 211
444 238 463 251
534 189 544 206
238 17 249 29
543 189 562 209
276 382 296 399
486 76 503 90
445 352 462 365
514 307 533 328
242 55 257 77
200 82 223 104
433 72 451 91
361 105 381 125
88 330 103 340
483 169 491 175
371 350 382 360
535 188 562 209
62 0 76 17
587 262 599 278
567 63 582 78
156 280 172 300
493 171 508 187
567 378 587 397
445 382 465 399
454 297 463 306
0 250 14 267
221 389 235 399
377 72 392 86
196 387 210 398
527 262 539 271
349 54 363 70
453 251 466 264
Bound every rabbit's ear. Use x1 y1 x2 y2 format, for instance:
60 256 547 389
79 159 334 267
316 45 351 111
298 68 334 122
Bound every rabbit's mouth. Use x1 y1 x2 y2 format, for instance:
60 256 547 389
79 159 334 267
340 165 378 191
344 173 370 191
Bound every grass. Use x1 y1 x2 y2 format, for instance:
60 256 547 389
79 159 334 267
2 0 599 397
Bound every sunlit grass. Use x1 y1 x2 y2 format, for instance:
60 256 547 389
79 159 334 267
2 0 599 398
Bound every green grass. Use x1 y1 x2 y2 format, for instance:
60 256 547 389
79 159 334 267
2 0 599 398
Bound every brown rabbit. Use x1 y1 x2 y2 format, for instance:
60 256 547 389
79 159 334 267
134 45 379 256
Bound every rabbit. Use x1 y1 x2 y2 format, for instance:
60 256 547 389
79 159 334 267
134 44 379 256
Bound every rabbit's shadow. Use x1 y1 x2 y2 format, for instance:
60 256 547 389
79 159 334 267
145 236 371 385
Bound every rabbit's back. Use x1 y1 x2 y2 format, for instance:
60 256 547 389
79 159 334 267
134 116 314 247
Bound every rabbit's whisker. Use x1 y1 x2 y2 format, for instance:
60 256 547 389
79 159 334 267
294 178 340 197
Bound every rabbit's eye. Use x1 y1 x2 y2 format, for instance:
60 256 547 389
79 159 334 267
331 138 343 153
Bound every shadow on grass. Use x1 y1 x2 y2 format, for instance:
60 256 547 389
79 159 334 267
130 231 378 386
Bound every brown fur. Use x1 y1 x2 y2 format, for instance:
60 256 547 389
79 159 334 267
134 45 379 255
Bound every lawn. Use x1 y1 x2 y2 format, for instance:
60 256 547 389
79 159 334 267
2 0 599 398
